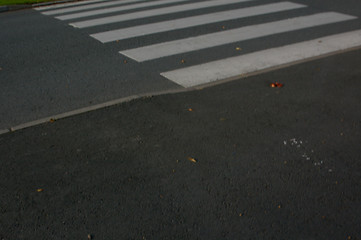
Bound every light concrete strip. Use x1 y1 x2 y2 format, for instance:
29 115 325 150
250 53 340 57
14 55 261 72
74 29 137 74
90 2 305 42
35 0 108 11
0 95 140 135
0 88 191 136
161 29 361 88
71 0 256 28
121 12 356 62
41 0 142 15
57 0 189 20
0 129 10 135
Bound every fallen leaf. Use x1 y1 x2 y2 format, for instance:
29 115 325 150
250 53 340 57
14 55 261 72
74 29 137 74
181 59 185 63
87 234 92 240
270 82 283 88
37 188 43 192
239 213 243 216
123 60 127 64
222 26 225 29
188 108 193 112
49 118 56 123
188 157 197 163
220 118 226 121
235 47 242 51
0 67 2 71
277 204 281 209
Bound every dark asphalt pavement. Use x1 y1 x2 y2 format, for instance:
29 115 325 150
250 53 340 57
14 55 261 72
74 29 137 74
1 48 361 239
1 0 361 129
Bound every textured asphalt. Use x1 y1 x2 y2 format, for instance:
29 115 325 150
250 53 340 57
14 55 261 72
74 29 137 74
1 48 361 239
1 0 361 129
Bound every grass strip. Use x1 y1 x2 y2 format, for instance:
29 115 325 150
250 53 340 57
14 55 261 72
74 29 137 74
0 0 60 5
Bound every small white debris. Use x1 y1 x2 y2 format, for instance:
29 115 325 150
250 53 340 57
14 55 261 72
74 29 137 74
328 169 333 172
283 141 287 145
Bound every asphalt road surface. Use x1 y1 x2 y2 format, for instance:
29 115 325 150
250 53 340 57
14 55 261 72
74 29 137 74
1 47 361 239
1 0 361 239
1 0 361 129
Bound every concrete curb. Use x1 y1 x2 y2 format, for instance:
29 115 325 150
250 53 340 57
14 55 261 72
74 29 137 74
0 0 82 13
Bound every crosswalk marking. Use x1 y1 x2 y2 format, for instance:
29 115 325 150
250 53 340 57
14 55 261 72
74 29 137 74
35 0 108 11
70 0 256 28
40 0 142 15
56 0 190 20
39 0 360 89
90 2 305 43
120 12 356 62
161 30 361 88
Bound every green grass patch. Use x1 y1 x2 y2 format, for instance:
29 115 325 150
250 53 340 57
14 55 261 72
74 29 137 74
0 0 58 5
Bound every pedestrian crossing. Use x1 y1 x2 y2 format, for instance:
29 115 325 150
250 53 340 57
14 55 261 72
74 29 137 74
90 2 306 42
36 0 361 88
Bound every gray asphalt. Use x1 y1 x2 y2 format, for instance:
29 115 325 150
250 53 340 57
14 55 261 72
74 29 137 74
1 0 361 129
1 46 361 239
1 0 361 239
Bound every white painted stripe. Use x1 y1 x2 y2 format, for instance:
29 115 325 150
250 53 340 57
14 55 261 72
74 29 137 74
41 0 142 15
121 12 356 62
90 2 305 43
161 29 361 88
71 0 256 28
57 0 189 20
35 0 108 11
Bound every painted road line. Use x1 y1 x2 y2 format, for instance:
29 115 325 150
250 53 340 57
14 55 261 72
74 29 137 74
90 2 305 43
35 0 108 11
41 0 143 15
57 0 189 20
121 12 356 62
71 0 256 28
160 29 361 88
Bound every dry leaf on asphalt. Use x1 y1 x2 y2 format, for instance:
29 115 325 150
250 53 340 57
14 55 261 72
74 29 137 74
37 188 43 192
49 118 56 123
181 59 185 63
270 82 284 88
188 157 197 163
235 47 242 51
